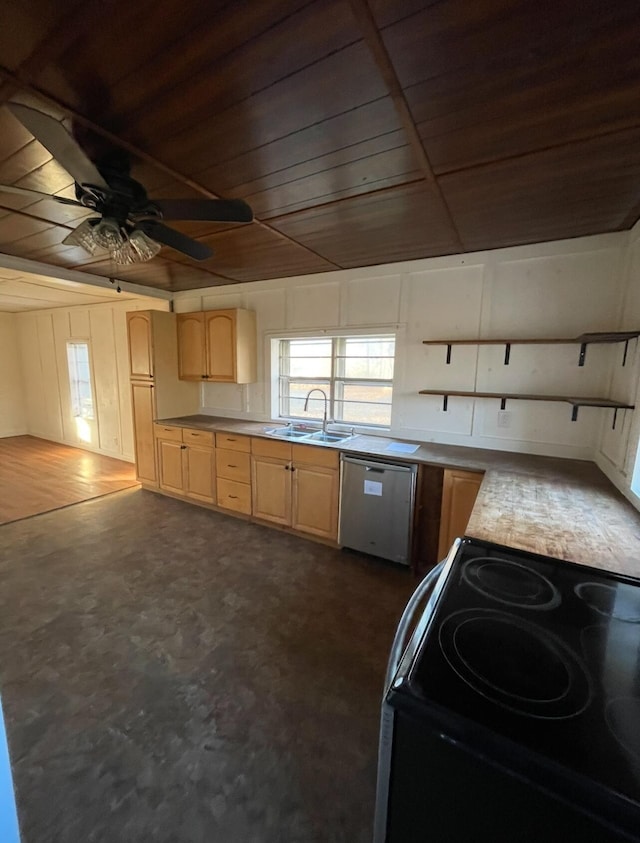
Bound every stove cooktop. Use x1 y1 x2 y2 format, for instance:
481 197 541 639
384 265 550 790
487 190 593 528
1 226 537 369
396 538 640 815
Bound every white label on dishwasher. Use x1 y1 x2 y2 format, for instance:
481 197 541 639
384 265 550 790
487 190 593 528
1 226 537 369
364 479 383 496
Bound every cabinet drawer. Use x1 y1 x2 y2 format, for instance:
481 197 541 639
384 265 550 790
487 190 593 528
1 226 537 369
251 436 292 460
291 443 339 469
183 428 214 447
154 423 183 442
216 478 251 514
216 448 251 483
216 433 250 452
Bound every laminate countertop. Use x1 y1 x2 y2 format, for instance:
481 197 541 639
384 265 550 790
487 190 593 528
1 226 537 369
157 414 640 577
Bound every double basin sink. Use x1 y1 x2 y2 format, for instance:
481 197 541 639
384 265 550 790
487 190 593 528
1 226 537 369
264 424 356 444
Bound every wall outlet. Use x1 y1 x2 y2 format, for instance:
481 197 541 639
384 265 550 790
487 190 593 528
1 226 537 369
497 410 512 429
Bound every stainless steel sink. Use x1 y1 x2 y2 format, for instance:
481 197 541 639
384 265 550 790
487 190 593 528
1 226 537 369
306 430 354 443
264 426 355 444
264 427 311 439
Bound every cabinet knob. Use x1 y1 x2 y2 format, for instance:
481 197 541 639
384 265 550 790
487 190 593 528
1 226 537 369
180 445 186 450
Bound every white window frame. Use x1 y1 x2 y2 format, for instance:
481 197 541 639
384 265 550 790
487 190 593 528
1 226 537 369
269 328 396 431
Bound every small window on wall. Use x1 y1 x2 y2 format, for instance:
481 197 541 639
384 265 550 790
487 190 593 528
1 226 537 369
66 341 95 420
278 335 395 427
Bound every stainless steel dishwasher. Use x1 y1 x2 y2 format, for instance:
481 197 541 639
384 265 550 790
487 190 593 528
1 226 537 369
339 455 417 565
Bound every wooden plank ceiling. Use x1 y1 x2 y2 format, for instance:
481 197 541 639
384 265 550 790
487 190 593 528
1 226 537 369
0 0 639 292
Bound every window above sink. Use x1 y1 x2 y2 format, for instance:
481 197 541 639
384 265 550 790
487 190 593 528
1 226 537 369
272 334 396 431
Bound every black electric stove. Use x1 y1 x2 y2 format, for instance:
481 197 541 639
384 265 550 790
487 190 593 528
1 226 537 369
374 538 640 843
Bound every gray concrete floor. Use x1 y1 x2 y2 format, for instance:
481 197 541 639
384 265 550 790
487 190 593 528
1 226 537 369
0 488 413 842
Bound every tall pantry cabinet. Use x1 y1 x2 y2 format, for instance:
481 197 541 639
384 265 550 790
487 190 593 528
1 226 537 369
127 311 199 486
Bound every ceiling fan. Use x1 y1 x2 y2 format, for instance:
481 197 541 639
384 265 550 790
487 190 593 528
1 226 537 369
0 103 253 264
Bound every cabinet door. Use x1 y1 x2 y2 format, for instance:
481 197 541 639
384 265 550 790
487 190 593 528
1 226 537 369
438 469 484 558
177 312 206 380
158 440 186 495
127 312 153 380
131 382 157 484
251 456 291 525
185 445 215 503
292 464 338 539
205 310 236 382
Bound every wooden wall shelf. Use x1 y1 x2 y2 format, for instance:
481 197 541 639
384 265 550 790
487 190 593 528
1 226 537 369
418 390 635 425
423 331 640 366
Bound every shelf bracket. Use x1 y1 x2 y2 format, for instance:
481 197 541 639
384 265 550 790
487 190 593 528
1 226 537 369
500 398 507 410
571 405 579 422
622 340 629 367
442 395 448 412
578 343 587 367
612 408 618 430
446 344 452 365
504 343 511 365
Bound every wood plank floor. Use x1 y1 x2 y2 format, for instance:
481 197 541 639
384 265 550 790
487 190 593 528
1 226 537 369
0 436 138 525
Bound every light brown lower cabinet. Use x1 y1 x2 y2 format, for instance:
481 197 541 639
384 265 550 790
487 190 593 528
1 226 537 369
250 439 339 540
291 463 338 538
155 425 215 503
216 433 252 514
151 426 338 542
438 468 484 558
131 382 157 485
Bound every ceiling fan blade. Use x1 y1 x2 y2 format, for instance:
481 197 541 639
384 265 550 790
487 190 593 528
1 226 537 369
153 198 253 223
7 103 108 189
136 221 214 261
0 182 84 206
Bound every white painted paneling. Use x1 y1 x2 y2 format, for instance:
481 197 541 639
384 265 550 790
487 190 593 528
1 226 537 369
173 296 202 314
36 314 64 441
90 309 122 456
201 382 244 414
202 292 244 311
172 232 634 462
344 274 401 326
289 282 340 329
0 313 26 436
51 310 76 444
17 297 167 461
488 249 621 337
69 309 90 338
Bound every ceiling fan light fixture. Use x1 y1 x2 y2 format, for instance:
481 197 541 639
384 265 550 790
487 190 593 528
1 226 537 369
63 218 100 254
110 239 140 265
129 229 161 261
92 217 126 250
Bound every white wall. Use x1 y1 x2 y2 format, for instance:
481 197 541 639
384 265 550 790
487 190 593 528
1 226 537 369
595 220 640 505
174 232 630 461
16 298 169 461
0 313 27 437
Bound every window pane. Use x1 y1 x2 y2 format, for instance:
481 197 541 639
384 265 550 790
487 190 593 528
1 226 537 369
335 400 392 426
343 356 394 379
343 337 395 356
66 342 94 420
335 383 393 426
282 382 330 419
285 339 332 378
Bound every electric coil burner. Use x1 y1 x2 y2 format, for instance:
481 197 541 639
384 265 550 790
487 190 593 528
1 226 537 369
375 537 640 843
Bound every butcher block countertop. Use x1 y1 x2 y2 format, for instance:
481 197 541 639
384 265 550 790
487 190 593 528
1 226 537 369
158 414 640 577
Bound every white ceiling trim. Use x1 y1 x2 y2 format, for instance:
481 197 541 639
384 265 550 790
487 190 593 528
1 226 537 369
0 253 173 301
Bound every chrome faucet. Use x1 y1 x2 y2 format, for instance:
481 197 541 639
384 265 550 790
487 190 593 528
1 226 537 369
303 388 329 433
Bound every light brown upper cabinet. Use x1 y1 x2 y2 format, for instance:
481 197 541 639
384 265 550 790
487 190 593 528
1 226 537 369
177 309 257 383
127 311 154 380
